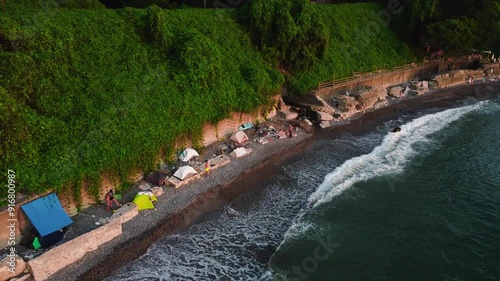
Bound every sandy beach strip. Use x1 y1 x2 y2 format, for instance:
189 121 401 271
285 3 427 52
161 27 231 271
46 81 499 281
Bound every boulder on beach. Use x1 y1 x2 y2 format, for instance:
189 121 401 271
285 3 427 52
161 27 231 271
277 110 299 120
316 111 334 121
409 88 428 96
409 82 419 90
314 94 335 115
389 86 404 98
430 73 451 88
299 119 314 132
337 95 358 112
355 87 387 110
319 121 331 129
430 69 480 88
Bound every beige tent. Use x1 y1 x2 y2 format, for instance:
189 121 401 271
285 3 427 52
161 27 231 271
178 148 199 162
229 131 249 144
173 166 197 180
230 147 251 158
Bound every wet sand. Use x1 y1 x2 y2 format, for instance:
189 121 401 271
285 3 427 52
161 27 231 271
48 81 499 281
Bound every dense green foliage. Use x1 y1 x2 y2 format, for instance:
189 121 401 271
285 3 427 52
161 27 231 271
1 0 104 10
0 4 282 205
425 18 480 54
239 0 329 73
289 3 414 94
1 1 417 206
377 0 500 54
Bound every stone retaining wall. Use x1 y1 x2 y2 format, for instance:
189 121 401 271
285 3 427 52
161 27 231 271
27 220 122 281
25 204 137 281
0 97 280 250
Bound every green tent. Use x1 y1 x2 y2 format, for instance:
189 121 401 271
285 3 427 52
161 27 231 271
132 194 157 211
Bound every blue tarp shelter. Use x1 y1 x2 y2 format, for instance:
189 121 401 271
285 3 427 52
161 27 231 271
21 193 73 237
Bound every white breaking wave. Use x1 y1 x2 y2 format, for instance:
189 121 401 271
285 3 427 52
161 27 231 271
106 179 316 281
307 102 487 208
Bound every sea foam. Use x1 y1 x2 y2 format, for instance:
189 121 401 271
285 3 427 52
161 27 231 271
307 101 487 208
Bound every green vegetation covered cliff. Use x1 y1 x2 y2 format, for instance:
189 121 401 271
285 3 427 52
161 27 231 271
0 0 413 206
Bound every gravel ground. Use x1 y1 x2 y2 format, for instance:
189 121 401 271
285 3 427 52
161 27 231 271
15 80 500 281
43 118 314 281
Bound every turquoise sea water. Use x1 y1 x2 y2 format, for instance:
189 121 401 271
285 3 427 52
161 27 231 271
107 96 500 281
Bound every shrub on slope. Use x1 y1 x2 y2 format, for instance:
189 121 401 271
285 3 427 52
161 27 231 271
289 3 415 94
0 6 282 205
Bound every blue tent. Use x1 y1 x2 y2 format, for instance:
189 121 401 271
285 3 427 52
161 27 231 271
21 193 73 237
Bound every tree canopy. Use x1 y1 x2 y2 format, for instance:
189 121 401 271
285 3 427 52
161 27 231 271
377 0 500 54
238 0 329 73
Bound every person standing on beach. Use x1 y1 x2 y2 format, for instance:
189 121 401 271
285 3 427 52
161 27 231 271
205 160 210 178
106 189 121 212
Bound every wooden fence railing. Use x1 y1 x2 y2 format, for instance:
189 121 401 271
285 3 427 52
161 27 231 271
312 56 480 96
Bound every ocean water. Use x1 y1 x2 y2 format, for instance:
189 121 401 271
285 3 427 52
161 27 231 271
106 96 500 281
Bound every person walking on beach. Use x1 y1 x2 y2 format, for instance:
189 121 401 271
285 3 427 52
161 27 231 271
106 189 121 211
205 160 211 178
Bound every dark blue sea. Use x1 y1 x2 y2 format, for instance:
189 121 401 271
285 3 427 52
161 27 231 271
106 94 500 281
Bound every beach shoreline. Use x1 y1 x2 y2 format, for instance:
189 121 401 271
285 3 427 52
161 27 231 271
42 81 499 281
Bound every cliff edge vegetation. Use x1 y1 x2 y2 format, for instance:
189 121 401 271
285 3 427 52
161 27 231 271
0 0 413 207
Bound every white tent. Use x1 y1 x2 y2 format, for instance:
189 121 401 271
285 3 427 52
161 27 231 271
229 131 249 144
178 148 199 162
173 166 197 180
230 147 251 158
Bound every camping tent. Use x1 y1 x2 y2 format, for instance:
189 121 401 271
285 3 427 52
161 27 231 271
173 166 197 180
230 147 251 158
229 131 249 144
133 194 157 211
179 148 199 162
21 193 73 237
145 171 169 186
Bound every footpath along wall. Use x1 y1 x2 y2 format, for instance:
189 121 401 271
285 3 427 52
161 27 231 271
287 63 499 127
314 57 483 98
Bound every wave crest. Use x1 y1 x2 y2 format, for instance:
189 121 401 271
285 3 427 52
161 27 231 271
308 102 486 208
